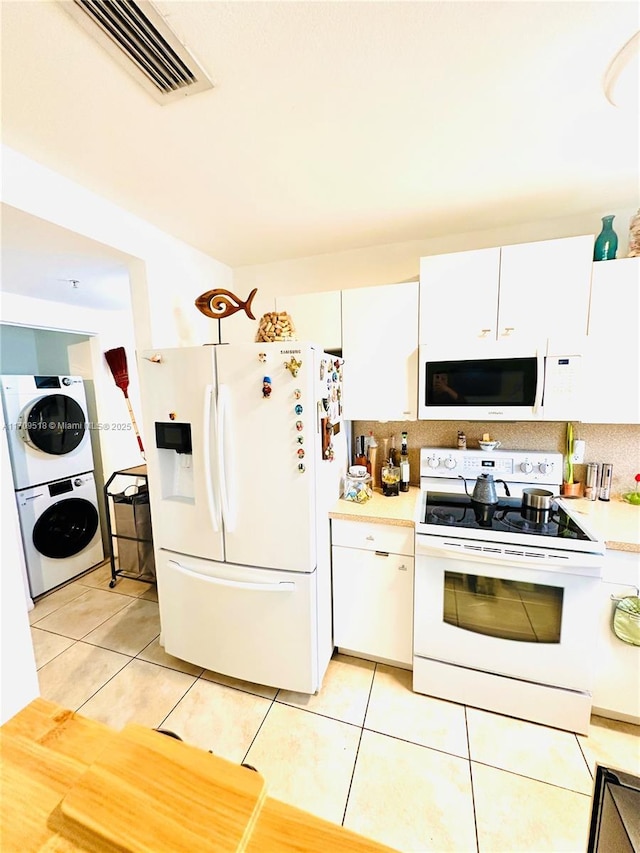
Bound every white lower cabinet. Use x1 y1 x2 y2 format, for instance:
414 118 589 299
592 550 640 724
331 519 414 667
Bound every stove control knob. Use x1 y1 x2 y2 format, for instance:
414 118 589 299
520 461 533 474
444 456 457 469
538 462 552 474
427 456 439 469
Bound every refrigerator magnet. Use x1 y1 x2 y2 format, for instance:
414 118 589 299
262 376 272 397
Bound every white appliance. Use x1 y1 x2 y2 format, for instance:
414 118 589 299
417 343 583 421
138 343 347 693
413 447 605 735
1 375 95 488
16 472 104 597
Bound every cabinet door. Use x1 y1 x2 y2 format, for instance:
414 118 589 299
341 282 418 420
499 235 593 349
582 258 640 424
419 248 500 346
592 581 640 723
275 291 342 352
332 545 414 666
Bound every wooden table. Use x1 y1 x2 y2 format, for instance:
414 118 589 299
1 699 396 852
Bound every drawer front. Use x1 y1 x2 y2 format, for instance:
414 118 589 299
331 519 414 556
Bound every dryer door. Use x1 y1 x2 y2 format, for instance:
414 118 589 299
32 498 99 558
19 395 86 455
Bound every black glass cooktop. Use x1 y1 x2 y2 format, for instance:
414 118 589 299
423 492 592 541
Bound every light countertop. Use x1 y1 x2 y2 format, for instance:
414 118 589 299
559 497 640 554
330 489 640 553
329 487 419 527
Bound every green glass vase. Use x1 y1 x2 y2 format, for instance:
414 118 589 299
594 215 618 261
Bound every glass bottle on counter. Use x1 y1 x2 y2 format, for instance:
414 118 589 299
400 431 410 492
390 434 399 466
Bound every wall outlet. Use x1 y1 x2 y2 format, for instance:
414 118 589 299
572 439 586 464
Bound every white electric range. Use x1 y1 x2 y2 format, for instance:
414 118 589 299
413 447 605 735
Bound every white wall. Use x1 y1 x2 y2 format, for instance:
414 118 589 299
1 146 235 350
1 422 38 723
0 145 238 719
234 207 637 298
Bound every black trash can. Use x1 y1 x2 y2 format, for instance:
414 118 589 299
112 486 156 581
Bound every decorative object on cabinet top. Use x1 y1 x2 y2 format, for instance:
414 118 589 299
195 287 259 345
195 287 258 320
594 215 618 261
628 209 640 258
256 311 296 343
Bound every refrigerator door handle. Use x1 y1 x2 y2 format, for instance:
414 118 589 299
203 384 221 532
167 560 295 592
216 384 236 530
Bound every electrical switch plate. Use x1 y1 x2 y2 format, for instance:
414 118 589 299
572 439 586 464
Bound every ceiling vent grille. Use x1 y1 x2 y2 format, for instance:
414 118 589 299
63 0 213 104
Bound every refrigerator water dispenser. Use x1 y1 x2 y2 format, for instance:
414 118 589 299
155 422 195 501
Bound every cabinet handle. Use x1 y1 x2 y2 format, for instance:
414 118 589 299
374 550 389 557
501 327 514 336
479 329 491 337
397 564 408 571
366 535 374 541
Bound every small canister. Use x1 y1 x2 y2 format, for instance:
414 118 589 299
457 430 467 450
599 463 613 501
585 463 600 501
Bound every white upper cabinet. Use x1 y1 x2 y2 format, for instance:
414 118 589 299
419 247 500 347
420 236 593 352
275 290 342 352
341 282 419 421
582 257 640 424
500 235 593 352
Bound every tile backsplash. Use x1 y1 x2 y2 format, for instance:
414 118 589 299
353 421 640 498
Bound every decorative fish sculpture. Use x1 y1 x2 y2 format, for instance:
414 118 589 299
195 287 258 320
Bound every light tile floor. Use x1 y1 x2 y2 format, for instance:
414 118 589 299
27 562 640 853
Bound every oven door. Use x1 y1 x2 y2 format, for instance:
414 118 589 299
414 535 600 692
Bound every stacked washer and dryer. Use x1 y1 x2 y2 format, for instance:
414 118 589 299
1 375 104 598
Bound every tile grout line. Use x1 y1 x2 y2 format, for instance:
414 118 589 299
465 706 481 853
470 757 594 797
340 660 378 827
32 592 136 642
574 731 595 781
240 691 279 766
74 646 135 715
156 675 204 734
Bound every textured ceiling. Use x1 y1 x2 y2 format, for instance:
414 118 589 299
1 0 639 271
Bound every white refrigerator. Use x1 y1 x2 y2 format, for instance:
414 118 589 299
138 343 346 693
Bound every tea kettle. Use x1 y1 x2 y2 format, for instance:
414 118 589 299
459 473 511 505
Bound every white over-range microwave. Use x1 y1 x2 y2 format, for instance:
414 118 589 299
418 342 583 421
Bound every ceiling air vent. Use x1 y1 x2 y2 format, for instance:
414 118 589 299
62 0 213 104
